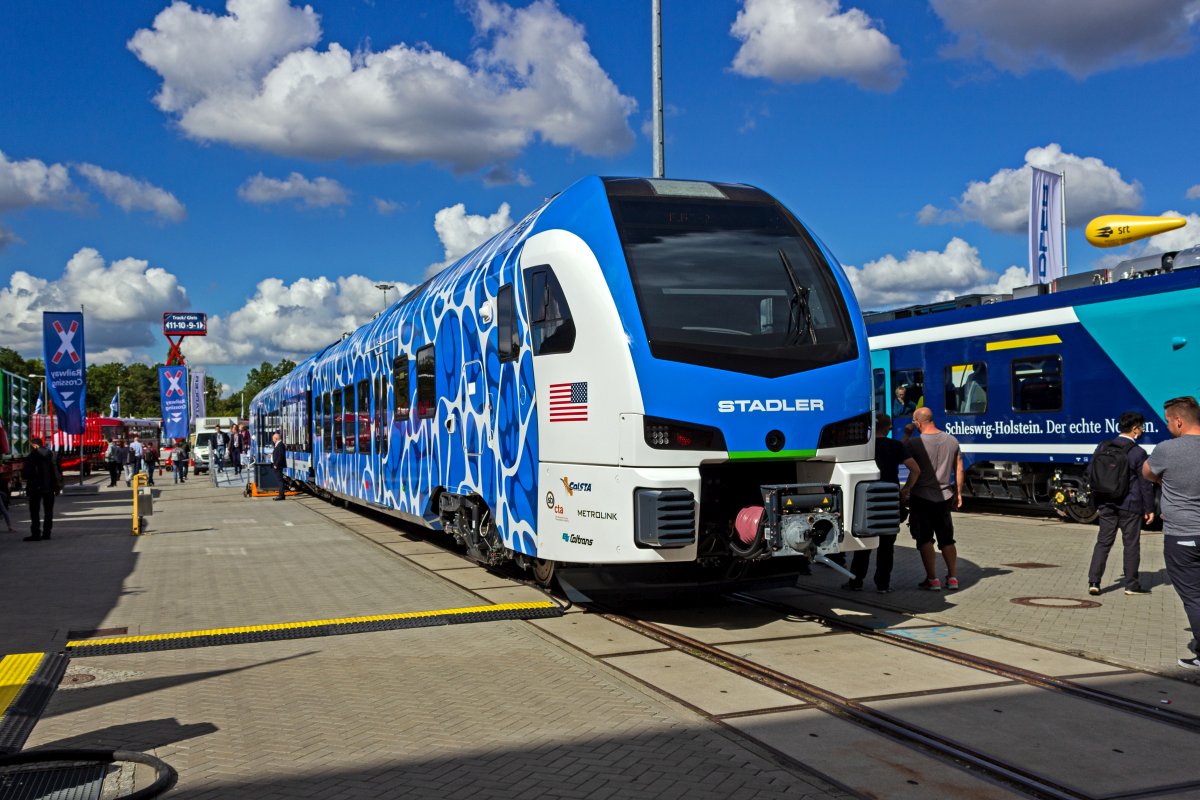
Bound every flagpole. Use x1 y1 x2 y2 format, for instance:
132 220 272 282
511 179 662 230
1060 170 1068 276
79 303 85 485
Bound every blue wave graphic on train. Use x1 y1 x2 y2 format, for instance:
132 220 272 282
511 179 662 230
251 176 890 582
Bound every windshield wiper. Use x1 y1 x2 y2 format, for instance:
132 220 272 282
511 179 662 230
779 249 817 345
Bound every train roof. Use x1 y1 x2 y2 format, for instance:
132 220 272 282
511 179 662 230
866 245 1200 337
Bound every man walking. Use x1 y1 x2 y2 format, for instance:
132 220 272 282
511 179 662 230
214 424 228 473
845 413 920 593
173 438 189 484
1087 412 1155 595
1144 396 1200 670
229 423 243 476
127 433 143 486
22 437 61 541
142 441 159 486
271 432 286 501
906 407 963 591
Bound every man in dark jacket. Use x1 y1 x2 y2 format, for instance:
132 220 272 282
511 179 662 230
22 437 61 541
271 432 286 500
1088 412 1156 595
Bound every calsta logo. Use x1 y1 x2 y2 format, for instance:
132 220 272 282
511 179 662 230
560 477 592 496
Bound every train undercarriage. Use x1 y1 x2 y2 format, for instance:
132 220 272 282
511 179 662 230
963 460 1098 524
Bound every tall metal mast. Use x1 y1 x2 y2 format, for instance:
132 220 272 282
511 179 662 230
652 0 665 178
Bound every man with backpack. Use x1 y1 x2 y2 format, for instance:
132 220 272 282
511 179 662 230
22 437 62 541
1087 412 1155 596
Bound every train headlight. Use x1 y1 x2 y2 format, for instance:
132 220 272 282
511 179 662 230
817 412 872 449
643 417 727 451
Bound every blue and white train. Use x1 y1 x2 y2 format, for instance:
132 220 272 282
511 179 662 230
250 176 898 586
866 247 1200 522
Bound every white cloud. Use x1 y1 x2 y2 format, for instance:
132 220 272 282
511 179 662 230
931 0 1200 78
0 223 20 252
373 198 402 215
238 172 350 208
1187 184 1200 200
0 150 78 212
845 237 1026 310
0 247 189 360
426 202 514 276
129 0 636 173
76 163 187 222
920 143 1142 233
180 274 412 365
730 0 905 91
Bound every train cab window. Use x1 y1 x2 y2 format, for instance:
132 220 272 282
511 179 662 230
393 355 410 421
416 345 436 419
357 379 371 452
1012 356 1063 412
945 363 988 415
523 267 575 355
891 368 924 418
498 283 519 361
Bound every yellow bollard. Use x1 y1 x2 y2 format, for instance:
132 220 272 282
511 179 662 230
132 472 145 536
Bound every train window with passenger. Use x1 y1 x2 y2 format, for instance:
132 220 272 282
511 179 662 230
1011 356 1063 412
609 194 855 378
891 369 924 418
416 346 436 418
498 283 520 361
393 355 410 421
945 363 988 415
524 269 575 355
357 379 371 453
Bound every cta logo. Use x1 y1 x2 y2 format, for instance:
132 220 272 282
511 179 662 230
560 477 592 496
561 532 594 546
717 398 825 413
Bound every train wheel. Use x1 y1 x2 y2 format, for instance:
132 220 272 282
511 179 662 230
531 558 557 588
1062 500 1098 525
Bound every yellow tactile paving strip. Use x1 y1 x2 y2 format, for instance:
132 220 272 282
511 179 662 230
0 653 44 718
67 601 558 649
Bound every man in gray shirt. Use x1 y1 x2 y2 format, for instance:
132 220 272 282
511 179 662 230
1144 395 1200 670
906 407 964 591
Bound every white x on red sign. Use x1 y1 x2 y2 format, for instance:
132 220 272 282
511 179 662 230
51 320 80 364
165 369 186 397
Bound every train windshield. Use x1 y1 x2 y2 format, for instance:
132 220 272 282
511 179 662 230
611 197 857 377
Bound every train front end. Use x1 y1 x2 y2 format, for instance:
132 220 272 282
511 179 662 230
523 177 898 582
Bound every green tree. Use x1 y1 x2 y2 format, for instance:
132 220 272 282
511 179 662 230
0 348 37 377
241 359 297 405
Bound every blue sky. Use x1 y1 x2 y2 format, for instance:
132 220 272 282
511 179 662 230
2 0 1199 391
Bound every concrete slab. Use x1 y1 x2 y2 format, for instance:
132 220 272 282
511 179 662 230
436 567 522 591
883 626 1126 677
472 585 558 606
749 587 933 630
1073 672 1200 717
722 634 1003 698
727 708 1025 800
872 684 1200 796
625 602 832 643
378 540 446 556
530 612 662 657
406 551 474 571
606 649 804 716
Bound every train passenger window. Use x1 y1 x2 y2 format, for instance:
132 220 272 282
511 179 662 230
393 355 410 421
523 267 575 355
891 369 924 417
945 363 988 415
357 379 371 453
345 384 358 453
416 345 436 419
334 389 344 451
322 392 332 451
498 283 519 362
374 374 388 457
1011 356 1063 412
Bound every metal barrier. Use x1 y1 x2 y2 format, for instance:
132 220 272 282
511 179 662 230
131 473 153 535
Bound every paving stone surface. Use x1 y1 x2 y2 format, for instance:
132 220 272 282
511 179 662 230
0 477 848 799
801 508 1197 674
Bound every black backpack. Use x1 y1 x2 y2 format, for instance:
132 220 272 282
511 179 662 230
1089 438 1135 501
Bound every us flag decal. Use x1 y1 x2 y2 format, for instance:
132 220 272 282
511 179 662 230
549 381 589 422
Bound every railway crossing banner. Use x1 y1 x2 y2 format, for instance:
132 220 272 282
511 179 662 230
42 311 87 435
159 366 190 441
190 368 206 422
1029 168 1065 284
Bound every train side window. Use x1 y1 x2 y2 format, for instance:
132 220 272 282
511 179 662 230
497 283 519 362
523 267 575 355
945 362 988 415
1011 355 1063 412
393 355 410 421
891 368 924 418
416 345 436 419
322 392 332 451
872 368 886 417
334 389 344 451
374 374 388 457
357 379 371 452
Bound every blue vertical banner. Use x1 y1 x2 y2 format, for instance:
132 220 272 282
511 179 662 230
42 311 87 435
159 366 190 441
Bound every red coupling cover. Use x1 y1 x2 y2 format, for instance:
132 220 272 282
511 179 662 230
735 506 765 545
